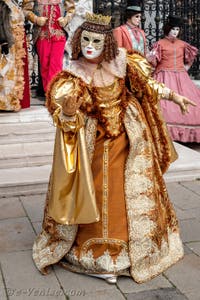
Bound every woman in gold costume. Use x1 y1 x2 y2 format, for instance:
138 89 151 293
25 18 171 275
32 13 195 284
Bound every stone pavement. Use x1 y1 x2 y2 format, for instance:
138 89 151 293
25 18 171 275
0 181 200 300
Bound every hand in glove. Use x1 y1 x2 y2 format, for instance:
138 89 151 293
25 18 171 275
62 94 83 116
170 91 196 114
36 16 48 27
57 16 69 28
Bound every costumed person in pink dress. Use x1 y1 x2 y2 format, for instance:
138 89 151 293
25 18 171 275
32 13 196 284
113 0 147 55
149 15 200 142
0 0 30 111
22 0 75 93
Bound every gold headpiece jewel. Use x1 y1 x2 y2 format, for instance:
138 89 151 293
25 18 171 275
85 12 111 26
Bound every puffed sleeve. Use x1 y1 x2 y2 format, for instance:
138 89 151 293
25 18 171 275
126 51 178 169
184 42 198 65
127 51 171 105
46 70 88 133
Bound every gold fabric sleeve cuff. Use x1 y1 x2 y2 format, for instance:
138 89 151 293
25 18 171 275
161 87 171 99
53 107 84 133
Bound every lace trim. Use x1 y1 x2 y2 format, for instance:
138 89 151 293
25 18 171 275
65 246 130 273
123 101 183 282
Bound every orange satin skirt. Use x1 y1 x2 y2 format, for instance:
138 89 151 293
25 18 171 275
66 125 130 272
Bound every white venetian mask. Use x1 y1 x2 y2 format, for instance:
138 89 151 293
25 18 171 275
81 30 105 60
168 27 180 38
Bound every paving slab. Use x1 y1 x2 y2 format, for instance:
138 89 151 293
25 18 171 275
175 206 200 221
0 251 66 300
180 181 200 196
179 219 200 243
117 274 172 293
20 194 45 223
125 288 188 300
0 266 7 300
183 244 193 255
0 217 35 252
0 197 26 220
67 288 125 300
32 222 42 235
54 266 115 296
166 182 200 211
164 254 200 299
186 241 200 256
185 291 200 300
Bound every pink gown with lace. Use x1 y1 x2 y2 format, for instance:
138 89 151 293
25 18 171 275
150 37 200 142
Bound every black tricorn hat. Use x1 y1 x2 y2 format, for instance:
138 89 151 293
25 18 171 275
166 15 183 27
126 0 142 12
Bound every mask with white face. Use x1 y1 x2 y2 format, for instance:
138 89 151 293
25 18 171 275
168 27 180 38
81 30 105 60
129 13 142 27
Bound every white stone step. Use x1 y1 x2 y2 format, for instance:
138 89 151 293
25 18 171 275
0 141 54 169
0 122 55 144
0 106 55 144
0 106 51 124
1 142 200 197
0 165 51 197
164 142 200 182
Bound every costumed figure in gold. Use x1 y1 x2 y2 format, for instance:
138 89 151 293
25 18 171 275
32 13 196 284
0 0 30 111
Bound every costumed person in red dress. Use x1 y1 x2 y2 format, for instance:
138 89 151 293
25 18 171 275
113 0 148 56
22 0 75 93
0 0 30 111
149 15 200 142
32 13 196 284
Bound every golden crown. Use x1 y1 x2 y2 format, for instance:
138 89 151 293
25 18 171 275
85 12 111 26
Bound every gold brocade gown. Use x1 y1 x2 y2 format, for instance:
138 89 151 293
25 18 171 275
64 80 131 274
33 49 183 283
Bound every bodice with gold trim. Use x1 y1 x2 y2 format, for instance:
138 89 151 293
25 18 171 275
82 78 128 138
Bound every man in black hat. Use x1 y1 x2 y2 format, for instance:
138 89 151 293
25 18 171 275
113 0 148 55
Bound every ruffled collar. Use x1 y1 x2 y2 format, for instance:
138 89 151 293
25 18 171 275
66 48 127 85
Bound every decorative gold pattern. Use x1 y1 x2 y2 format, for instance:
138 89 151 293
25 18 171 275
84 117 97 163
85 12 111 26
32 179 78 274
65 238 130 273
102 140 109 238
124 101 183 282
87 80 125 137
